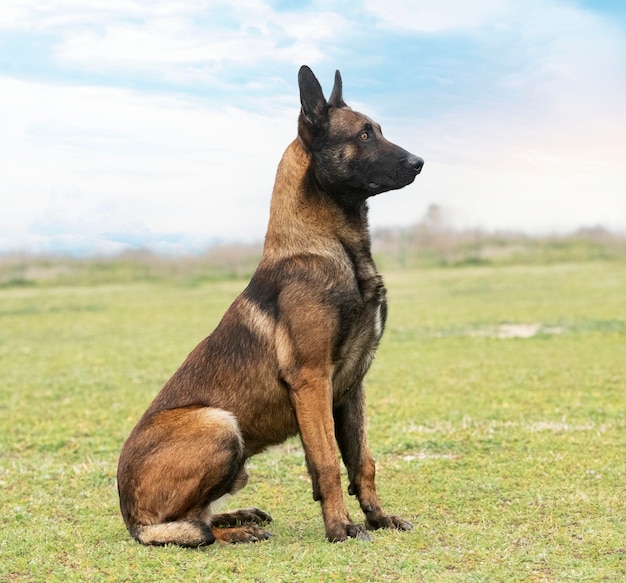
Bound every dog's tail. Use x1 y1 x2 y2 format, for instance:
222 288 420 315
132 521 215 547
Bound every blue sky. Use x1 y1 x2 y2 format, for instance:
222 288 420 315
1 0 625 255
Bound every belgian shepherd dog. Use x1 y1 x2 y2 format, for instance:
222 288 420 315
117 65 424 546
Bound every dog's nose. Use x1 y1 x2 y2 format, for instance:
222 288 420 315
407 155 424 174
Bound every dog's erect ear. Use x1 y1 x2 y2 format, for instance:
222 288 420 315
328 70 346 108
298 65 328 133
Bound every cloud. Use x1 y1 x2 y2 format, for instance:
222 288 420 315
364 0 508 32
3 0 348 81
0 74 298 254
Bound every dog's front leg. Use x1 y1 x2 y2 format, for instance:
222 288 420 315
334 386 413 532
289 368 371 542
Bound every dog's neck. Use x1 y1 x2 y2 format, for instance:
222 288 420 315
262 138 373 263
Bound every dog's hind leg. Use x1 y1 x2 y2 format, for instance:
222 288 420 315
206 468 273 544
118 406 271 546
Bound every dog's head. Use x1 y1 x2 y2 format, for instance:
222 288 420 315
298 66 423 203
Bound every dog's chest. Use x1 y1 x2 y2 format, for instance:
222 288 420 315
332 272 387 394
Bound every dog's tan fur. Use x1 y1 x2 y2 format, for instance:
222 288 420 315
117 66 423 545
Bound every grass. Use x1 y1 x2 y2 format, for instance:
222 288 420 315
1 261 625 581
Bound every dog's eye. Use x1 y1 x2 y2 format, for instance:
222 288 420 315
359 131 369 141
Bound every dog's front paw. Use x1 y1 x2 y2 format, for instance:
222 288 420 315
326 522 372 543
366 513 413 532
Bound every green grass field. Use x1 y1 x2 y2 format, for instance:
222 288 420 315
1 261 625 582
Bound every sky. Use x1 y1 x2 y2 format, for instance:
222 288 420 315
1 0 625 255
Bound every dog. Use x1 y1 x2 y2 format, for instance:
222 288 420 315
117 65 424 546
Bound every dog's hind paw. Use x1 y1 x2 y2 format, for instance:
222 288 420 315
212 525 273 544
212 507 273 527
247 507 273 524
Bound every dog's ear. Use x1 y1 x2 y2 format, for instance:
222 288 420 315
298 65 329 136
328 70 346 108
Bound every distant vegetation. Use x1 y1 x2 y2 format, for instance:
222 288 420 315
2 209 625 288
0 243 263 288
374 205 626 270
